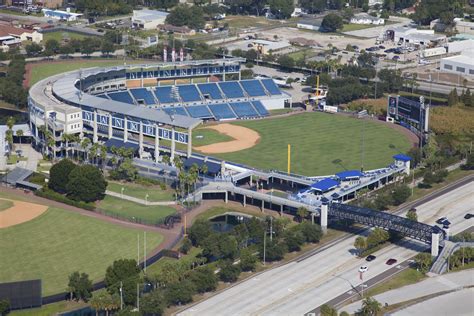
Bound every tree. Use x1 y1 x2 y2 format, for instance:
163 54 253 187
164 280 196 306
296 207 309 222
59 44 74 57
360 296 381 316
49 159 76 193
16 129 23 147
68 271 93 302
45 39 60 55
219 261 241 283
165 5 205 30
277 55 295 69
25 42 42 57
392 184 411 206
101 40 115 57
354 236 367 256
321 13 343 32
110 158 138 181
105 259 140 306
81 39 95 57
188 220 213 246
320 304 338 316
66 165 107 202
299 222 322 243
189 266 218 293
284 229 305 252
201 234 239 260
140 290 165 316
153 260 187 288
342 7 354 21
260 240 287 262
447 88 459 106
367 228 389 248
414 252 432 273
406 208 418 222
179 237 192 254
0 300 10 316
269 0 294 19
80 137 91 162
239 247 258 271
89 291 120 316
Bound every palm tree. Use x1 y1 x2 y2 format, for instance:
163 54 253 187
70 134 80 159
6 116 15 131
16 129 24 148
62 133 71 158
99 144 107 168
296 207 309 222
360 297 382 315
4 130 13 156
80 137 91 162
200 163 208 179
162 155 170 165
89 143 99 165
173 155 183 171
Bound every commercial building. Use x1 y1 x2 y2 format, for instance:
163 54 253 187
132 9 169 30
0 24 43 49
251 39 290 55
42 8 82 21
386 27 446 46
297 18 323 32
440 50 474 76
350 13 384 25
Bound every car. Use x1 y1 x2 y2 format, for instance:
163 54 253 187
464 213 473 219
366 255 376 262
379 45 385 49
359 266 368 273
386 258 397 265
436 217 448 224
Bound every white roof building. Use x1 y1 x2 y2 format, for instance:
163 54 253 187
440 50 474 76
388 27 446 45
132 10 169 30
42 8 82 21
350 13 384 25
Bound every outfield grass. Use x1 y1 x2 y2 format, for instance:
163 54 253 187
97 195 176 224
107 181 174 202
159 126 234 151
213 112 411 175
43 31 91 43
269 108 298 116
29 59 145 86
0 207 163 295
0 200 13 211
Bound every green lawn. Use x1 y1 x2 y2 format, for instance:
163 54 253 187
29 59 145 86
107 181 175 202
365 267 426 297
213 112 411 175
341 23 377 32
144 247 202 277
269 108 298 116
10 300 88 316
7 154 27 165
0 207 163 295
158 126 234 151
97 195 176 224
43 31 91 43
0 200 13 211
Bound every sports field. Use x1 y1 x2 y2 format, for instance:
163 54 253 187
0 206 163 295
213 112 412 175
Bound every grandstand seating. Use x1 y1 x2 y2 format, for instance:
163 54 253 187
218 81 245 98
154 86 179 104
130 88 156 105
162 106 189 117
251 101 269 116
229 102 259 118
179 85 202 102
108 91 135 104
197 83 223 100
185 105 214 119
208 103 237 120
261 79 281 95
240 80 267 97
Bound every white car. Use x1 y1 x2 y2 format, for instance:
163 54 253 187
359 266 368 273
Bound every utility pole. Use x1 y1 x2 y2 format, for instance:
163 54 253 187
263 230 266 266
270 217 273 242
137 283 140 311
137 233 140 265
143 231 147 274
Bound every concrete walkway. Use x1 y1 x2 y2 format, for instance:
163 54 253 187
340 269 474 314
105 190 176 206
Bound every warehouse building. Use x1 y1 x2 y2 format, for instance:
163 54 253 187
440 50 474 76
132 9 169 30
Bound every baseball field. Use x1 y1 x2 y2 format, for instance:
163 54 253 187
0 194 163 296
195 112 413 175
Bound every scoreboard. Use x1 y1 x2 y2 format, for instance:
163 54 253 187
387 95 430 135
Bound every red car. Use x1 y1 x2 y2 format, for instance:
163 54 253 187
386 258 397 265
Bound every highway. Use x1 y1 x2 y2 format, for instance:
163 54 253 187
178 178 474 316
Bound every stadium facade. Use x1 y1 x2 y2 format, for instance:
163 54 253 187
28 58 291 161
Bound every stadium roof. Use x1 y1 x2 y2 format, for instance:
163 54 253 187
311 178 339 192
393 154 411 162
184 157 221 174
336 170 363 180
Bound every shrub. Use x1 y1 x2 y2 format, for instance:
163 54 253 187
35 188 95 210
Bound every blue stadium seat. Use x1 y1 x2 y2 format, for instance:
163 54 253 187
185 105 214 119
179 85 202 102
208 103 237 120
197 83 223 100
218 81 245 99
96 93 110 99
162 107 189 117
251 101 269 116
261 79 282 95
154 86 179 104
130 88 156 105
108 91 135 104
229 102 259 118
240 80 267 97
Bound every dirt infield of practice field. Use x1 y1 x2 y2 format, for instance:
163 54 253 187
0 198 48 228
194 123 260 154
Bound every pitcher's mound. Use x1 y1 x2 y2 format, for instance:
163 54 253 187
0 198 48 228
194 123 260 154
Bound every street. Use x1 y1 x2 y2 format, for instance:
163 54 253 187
178 180 474 316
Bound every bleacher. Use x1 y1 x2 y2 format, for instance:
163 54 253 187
261 78 281 95
229 102 259 118
154 86 179 104
218 81 245 99
185 105 214 119
179 85 202 102
197 83 223 100
208 103 237 120
162 106 189 117
240 80 267 97
251 101 269 116
108 91 135 104
130 88 156 105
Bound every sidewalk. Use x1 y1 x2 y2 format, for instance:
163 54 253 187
105 190 176 206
